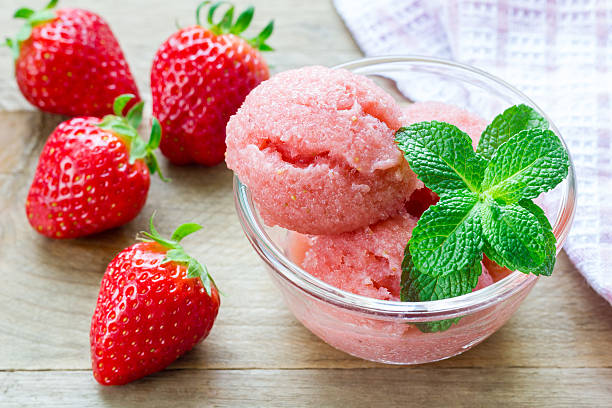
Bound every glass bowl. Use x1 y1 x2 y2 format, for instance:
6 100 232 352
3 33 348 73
233 56 577 364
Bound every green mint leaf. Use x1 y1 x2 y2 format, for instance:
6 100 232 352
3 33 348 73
517 199 557 276
477 104 549 161
401 247 481 333
401 248 482 301
409 191 483 277
481 200 549 272
415 318 461 333
395 121 487 195
481 128 569 204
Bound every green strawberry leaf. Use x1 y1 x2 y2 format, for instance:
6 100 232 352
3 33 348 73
481 128 569 204
97 96 168 182
113 94 135 116
7 1 58 61
140 214 216 296
13 8 34 19
171 223 203 242
401 247 481 333
480 200 549 272
195 1 274 51
409 191 483 277
231 6 254 34
16 24 32 43
477 105 549 161
126 101 144 129
395 121 487 195
28 9 56 25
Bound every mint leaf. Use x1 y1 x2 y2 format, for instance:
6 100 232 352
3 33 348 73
477 104 548 161
481 128 569 204
480 200 548 272
409 191 483 277
401 248 482 301
482 200 556 276
518 199 556 276
395 121 487 194
401 247 481 333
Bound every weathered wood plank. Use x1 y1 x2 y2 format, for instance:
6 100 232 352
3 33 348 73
1 0 611 406
1 368 611 407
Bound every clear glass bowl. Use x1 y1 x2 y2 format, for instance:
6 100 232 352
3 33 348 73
233 56 577 364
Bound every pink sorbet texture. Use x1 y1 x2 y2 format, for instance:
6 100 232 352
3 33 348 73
401 101 488 147
300 211 495 301
226 66 419 235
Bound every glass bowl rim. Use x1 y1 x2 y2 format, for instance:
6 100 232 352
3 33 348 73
233 55 577 319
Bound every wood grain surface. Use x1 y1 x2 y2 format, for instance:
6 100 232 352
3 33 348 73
1 1 611 407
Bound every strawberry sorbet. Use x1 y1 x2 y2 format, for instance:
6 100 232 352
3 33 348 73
298 210 494 301
293 100 495 300
226 66 419 235
401 101 488 147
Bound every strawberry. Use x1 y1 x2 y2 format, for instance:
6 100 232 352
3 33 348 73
151 1 273 165
6 0 139 117
90 216 220 385
26 94 165 239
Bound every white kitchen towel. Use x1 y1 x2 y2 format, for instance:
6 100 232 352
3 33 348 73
335 0 612 305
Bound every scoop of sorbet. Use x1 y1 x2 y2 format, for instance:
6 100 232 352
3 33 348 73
226 66 419 235
401 101 487 148
298 211 494 301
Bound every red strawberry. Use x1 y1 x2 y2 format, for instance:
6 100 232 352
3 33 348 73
6 0 139 117
151 1 273 165
26 94 165 239
90 217 220 385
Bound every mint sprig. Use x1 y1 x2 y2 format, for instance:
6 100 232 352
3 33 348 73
400 247 481 332
481 128 569 204
477 104 548 161
394 121 487 194
409 191 483 276
395 104 569 333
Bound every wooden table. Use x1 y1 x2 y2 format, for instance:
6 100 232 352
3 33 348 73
1 1 611 406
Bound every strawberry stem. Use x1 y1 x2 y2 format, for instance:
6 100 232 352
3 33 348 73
97 94 169 182
194 1 274 51
5 0 59 60
139 213 216 296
